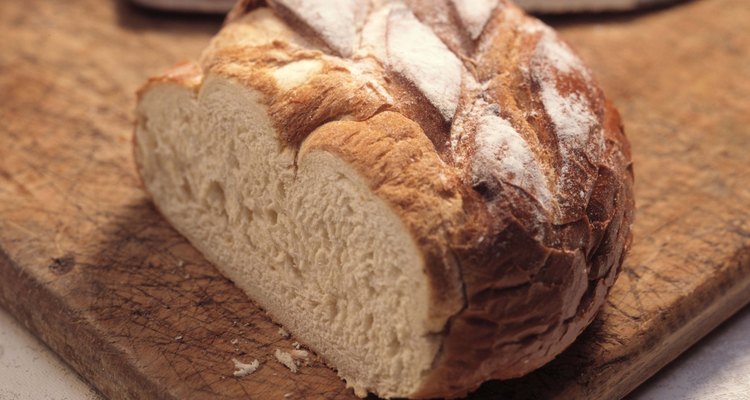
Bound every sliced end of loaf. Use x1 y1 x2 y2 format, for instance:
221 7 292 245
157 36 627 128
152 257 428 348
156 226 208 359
135 72 457 398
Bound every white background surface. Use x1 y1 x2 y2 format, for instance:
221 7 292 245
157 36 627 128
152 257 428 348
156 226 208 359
0 306 749 399
0 308 101 400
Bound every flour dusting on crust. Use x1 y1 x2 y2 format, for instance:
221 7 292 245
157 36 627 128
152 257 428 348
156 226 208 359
273 0 368 56
530 24 597 154
530 25 588 75
450 0 500 39
539 85 596 152
385 4 463 121
472 101 552 207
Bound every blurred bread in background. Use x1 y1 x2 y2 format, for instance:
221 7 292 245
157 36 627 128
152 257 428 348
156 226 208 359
515 0 682 13
130 0 236 13
130 0 683 14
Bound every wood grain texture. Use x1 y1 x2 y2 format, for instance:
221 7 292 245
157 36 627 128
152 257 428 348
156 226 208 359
0 0 748 399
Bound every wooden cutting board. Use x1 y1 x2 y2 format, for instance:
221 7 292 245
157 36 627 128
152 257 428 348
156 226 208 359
0 0 748 399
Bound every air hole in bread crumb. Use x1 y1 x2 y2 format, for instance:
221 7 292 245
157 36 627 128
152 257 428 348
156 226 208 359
320 225 330 243
228 153 240 169
205 181 227 218
242 206 254 224
282 253 302 278
227 140 240 169
324 295 339 320
180 177 193 199
363 313 374 330
364 280 376 296
265 208 278 224
386 332 400 357
153 153 164 172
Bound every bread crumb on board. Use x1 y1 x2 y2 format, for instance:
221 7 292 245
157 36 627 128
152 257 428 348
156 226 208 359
232 358 260 377
274 349 297 373
290 349 309 360
278 327 290 338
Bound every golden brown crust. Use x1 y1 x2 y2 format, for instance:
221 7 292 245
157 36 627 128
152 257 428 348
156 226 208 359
137 1 634 397
136 61 202 100
418 100 633 398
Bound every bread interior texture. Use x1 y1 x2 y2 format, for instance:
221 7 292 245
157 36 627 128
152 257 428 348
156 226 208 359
135 75 439 398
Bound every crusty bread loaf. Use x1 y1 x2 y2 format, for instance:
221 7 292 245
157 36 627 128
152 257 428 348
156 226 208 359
134 0 634 398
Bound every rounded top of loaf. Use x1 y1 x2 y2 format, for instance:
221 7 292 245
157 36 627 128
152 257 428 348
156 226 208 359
212 0 618 227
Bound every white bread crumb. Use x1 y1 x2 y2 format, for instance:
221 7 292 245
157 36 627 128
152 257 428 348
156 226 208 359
274 349 298 373
290 349 309 360
290 349 310 366
232 358 260 377
278 327 290 338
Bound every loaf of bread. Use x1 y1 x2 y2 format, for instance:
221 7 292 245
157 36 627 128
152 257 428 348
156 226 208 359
134 0 634 398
